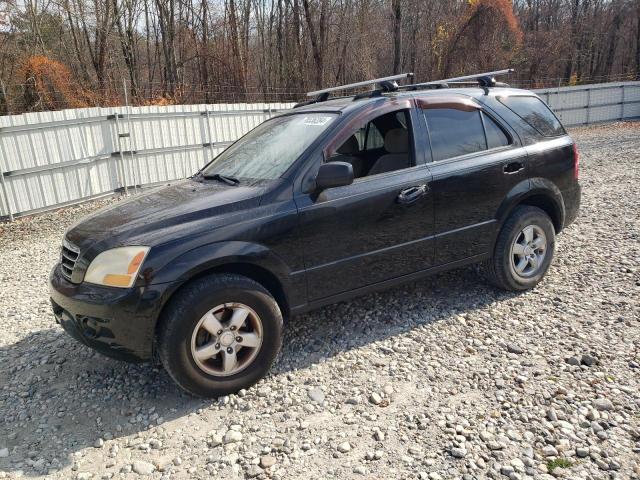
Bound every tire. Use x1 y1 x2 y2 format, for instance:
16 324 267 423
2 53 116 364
485 206 556 291
157 273 283 397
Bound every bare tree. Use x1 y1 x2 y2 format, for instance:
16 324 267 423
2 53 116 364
113 0 140 96
1 0 639 112
391 0 401 74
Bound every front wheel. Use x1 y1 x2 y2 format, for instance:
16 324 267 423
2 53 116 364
485 206 556 291
157 273 283 397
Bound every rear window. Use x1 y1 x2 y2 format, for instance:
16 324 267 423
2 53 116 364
499 96 565 137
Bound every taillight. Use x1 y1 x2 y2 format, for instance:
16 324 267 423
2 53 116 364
572 142 580 180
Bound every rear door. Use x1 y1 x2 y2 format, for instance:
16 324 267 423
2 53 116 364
418 96 529 265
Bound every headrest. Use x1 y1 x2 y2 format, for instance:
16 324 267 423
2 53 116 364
384 129 408 153
337 135 359 154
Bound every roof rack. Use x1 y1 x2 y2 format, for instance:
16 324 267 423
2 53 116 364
294 73 414 108
399 68 514 91
292 69 514 108
306 73 414 97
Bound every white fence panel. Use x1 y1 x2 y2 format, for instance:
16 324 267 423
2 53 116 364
1 82 639 220
535 81 640 127
0 102 292 219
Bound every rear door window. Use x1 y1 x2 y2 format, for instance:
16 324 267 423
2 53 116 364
499 95 565 137
423 109 487 161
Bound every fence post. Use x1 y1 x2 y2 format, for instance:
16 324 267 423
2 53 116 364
204 108 215 160
123 78 141 193
114 113 129 195
0 129 14 221
586 88 591 125
620 84 625 121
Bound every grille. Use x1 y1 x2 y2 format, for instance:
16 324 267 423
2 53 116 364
61 240 80 280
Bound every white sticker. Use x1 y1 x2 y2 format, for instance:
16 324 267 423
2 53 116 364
303 116 332 126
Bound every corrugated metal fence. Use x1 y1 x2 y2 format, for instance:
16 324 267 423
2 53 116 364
1 81 639 220
0 103 294 220
536 81 640 126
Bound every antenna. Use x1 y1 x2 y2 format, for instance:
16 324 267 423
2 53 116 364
306 73 414 98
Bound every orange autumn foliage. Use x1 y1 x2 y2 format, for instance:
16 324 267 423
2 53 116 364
143 96 176 106
18 56 100 111
442 0 523 75
467 0 523 43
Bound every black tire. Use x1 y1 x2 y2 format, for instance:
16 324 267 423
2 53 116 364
485 206 556 291
157 273 283 397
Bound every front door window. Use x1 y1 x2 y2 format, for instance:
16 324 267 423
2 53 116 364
328 110 414 179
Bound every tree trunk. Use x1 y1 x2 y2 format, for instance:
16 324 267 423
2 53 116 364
156 0 178 95
602 11 622 78
636 4 640 79
200 0 210 102
63 0 91 82
302 0 324 87
113 0 140 98
563 0 581 83
227 0 246 89
276 0 284 87
392 0 402 74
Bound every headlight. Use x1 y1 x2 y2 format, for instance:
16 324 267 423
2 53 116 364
84 246 150 288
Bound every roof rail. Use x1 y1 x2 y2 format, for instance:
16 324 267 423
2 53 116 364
399 68 514 91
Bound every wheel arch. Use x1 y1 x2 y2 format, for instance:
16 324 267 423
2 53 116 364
150 242 294 351
175 262 291 321
518 193 563 233
496 178 565 238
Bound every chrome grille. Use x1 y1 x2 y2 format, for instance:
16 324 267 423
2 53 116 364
61 240 80 280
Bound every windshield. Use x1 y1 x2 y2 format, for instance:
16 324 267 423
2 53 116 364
201 113 338 180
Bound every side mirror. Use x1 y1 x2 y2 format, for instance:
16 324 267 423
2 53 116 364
315 162 354 191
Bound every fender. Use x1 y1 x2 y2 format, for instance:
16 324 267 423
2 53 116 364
494 177 565 243
139 241 300 337
148 240 294 288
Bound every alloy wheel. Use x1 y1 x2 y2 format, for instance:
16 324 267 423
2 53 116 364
510 224 547 278
190 303 263 377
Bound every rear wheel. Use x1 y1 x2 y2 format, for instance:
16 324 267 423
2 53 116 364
485 206 556 291
157 273 283 397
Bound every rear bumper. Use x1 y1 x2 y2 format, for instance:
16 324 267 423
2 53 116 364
562 184 581 229
49 264 174 362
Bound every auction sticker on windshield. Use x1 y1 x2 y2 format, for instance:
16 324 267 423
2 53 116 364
303 116 333 126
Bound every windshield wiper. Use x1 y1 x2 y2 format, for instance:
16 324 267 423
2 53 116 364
201 173 240 186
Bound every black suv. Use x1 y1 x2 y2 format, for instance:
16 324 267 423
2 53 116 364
50 75 580 397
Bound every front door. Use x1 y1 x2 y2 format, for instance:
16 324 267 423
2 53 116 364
294 103 435 302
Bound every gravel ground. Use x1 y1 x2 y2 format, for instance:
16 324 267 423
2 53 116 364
0 122 639 480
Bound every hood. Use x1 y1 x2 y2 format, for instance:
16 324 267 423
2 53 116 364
66 179 265 249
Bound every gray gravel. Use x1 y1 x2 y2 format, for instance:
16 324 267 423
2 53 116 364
1 122 639 480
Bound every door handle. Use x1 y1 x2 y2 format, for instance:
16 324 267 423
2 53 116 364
503 161 524 174
396 184 428 205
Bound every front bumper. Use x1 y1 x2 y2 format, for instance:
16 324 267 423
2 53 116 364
49 264 174 362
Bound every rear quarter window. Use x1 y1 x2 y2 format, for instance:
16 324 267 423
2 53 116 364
484 114 510 149
499 96 565 137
